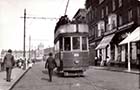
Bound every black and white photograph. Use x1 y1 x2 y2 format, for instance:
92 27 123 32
0 0 140 90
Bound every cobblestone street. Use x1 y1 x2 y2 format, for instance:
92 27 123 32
12 62 139 90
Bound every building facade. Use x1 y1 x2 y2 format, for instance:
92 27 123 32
0 50 35 61
72 8 87 24
85 0 140 68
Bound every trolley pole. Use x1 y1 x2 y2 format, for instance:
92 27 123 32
64 0 70 15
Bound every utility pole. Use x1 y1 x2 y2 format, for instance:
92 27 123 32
29 35 31 61
23 9 26 58
21 9 59 69
23 9 27 69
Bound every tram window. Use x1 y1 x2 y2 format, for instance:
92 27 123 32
64 37 71 51
73 37 80 50
82 37 87 50
60 37 63 50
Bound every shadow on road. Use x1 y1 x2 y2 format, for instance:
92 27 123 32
41 77 50 81
42 70 48 74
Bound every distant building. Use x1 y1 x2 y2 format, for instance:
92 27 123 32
44 47 54 56
85 0 140 68
36 43 44 58
72 8 87 24
43 47 54 61
0 49 35 60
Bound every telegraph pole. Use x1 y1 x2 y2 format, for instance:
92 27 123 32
21 9 59 69
29 35 31 61
23 9 27 69
23 9 26 58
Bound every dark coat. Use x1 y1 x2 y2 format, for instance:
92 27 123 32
3 53 15 68
45 56 57 69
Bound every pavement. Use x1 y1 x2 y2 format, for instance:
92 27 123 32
90 66 139 74
0 67 30 90
0 64 139 90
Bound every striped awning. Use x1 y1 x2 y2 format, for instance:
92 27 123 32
119 27 140 45
95 34 115 49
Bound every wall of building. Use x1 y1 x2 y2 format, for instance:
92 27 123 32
85 0 140 67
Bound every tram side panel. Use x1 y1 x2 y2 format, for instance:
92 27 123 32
62 51 89 72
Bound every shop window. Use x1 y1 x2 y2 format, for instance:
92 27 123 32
137 41 140 59
131 43 137 60
72 37 80 50
64 37 71 51
82 37 88 50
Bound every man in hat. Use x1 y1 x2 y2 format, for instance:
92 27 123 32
45 52 57 82
3 49 15 82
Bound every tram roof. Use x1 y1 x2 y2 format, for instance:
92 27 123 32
54 15 87 33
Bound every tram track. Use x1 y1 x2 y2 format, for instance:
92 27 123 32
72 76 108 90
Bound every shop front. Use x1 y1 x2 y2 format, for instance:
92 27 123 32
95 34 115 66
119 27 140 70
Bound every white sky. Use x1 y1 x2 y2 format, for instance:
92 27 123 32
0 0 86 51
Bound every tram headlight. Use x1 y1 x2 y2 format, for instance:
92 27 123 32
74 60 79 64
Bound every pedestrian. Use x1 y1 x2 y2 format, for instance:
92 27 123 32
94 56 98 66
45 52 57 82
106 56 110 66
3 49 15 82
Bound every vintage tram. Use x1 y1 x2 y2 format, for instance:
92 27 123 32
54 16 89 76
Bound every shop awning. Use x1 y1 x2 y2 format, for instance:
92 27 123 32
119 27 140 45
95 34 115 49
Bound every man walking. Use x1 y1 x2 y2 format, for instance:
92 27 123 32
45 52 57 82
3 49 15 82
